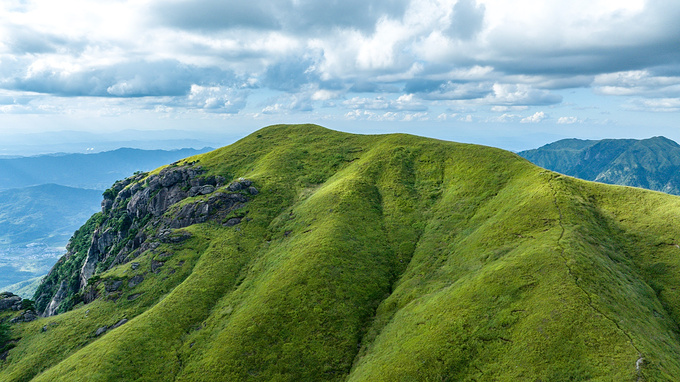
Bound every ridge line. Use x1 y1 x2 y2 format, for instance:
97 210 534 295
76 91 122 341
545 172 644 381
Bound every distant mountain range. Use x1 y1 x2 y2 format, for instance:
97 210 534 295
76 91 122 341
0 184 102 247
519 136 680 195
0 147 212 190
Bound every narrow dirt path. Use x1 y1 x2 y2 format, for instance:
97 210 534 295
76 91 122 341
546 173 644 381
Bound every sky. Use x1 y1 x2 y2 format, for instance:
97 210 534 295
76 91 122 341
0 0 679 152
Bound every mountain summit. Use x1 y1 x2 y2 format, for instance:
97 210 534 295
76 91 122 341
2 125 680 381
519 136 680 195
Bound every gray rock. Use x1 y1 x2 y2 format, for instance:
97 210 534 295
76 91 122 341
188 186 201 197
151 260 164 274
146 175 162 190
128 274 144 288
101 198 113 213
227 181 243 191
131 262 140 270
158 230 192 243
95 326 108 336
248 186 258 195
105 280 124 292
224 217 242 227
44 280 69 317
111 318 128 329
199 185 215 195
11 310 38 323
0 293 22 311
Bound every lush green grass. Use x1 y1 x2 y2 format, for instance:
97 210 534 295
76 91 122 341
3 124 680 380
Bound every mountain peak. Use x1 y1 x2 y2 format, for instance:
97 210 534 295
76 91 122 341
4 126 680 380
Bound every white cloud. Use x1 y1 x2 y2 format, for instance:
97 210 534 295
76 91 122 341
343 94 427 112
490 105 529 112
520 111 547 123
593 70 680 98
485 84 562 106
627 98 680 112
557 116 580 124
186 85 247 113
488 113 521 123
0 0 678 127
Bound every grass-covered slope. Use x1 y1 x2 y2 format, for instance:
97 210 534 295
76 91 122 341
2 124 680 381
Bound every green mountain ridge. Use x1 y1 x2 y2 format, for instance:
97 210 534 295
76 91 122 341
2 124 680 380
519 136 680 195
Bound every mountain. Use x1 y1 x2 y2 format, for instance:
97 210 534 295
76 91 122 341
518 136 680 194
2 124 680 380
0 184 103 247
0 184 102 290
0 276 43 299
0 147 213 191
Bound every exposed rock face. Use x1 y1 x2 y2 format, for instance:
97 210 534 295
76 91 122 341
44 280 68 317
35 163 256 317
0 292 22 311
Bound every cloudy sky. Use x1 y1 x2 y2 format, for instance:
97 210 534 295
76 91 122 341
1 0 679 151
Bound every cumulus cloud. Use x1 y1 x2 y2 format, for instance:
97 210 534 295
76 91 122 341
628 98 680 112
343 94 427 112
447 0 485 40
8 59 237 97
557 116 580 124
149 0 410 34
0 0 679 122
520 111 547 123
593 70 680 98
186 85 248 113
149 0 280 31
408 81 492 100
484 84 562 106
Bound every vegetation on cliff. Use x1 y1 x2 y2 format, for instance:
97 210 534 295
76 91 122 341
1 124 680 381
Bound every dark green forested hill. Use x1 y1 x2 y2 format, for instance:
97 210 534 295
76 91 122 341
519 136 680 195
2 124 680 381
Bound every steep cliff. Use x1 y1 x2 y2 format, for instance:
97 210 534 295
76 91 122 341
34 163 257 316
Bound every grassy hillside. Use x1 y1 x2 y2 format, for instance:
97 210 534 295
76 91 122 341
2 124 680 381
519 136 680 195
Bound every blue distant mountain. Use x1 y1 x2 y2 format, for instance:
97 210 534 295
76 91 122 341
0 147 212 190
519 136 680 195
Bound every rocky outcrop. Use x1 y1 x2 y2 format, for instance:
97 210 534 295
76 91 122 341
10 310 38 323
0 292 22 311
0 292 38 324
35 162 257 317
